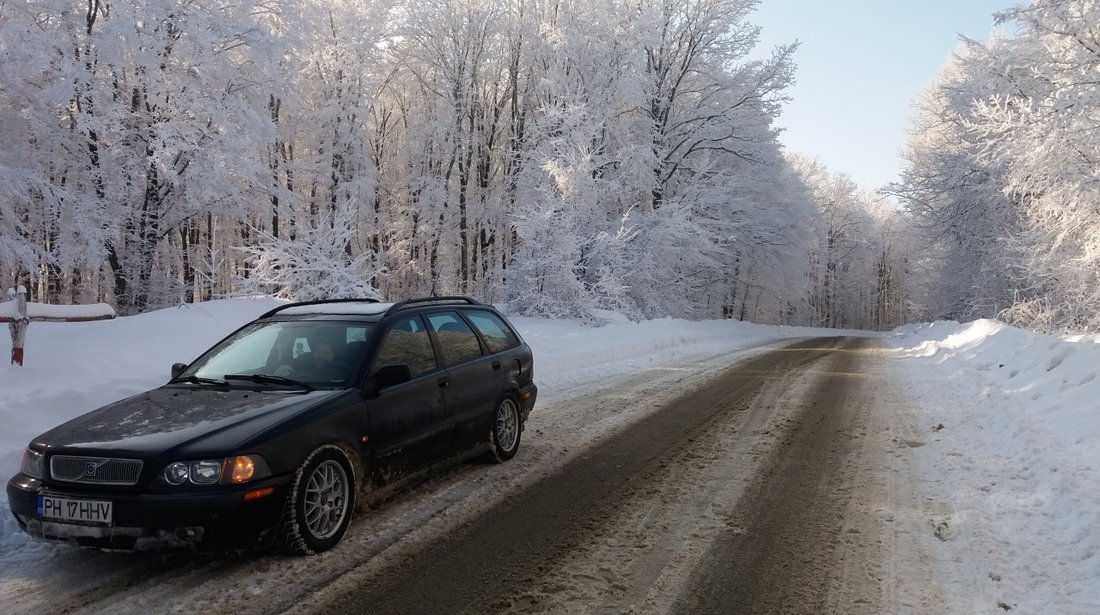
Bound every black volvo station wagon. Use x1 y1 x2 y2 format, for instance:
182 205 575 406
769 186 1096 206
7 297 537 554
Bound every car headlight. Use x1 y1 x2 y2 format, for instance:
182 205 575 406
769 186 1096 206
165 461 191 485
162 455 270 486
190 460 222 484
20 448 45 480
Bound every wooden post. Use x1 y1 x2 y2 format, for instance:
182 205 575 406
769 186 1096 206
2 290 114 366
8 286 29 366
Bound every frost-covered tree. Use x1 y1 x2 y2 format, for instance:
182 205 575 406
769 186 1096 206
890 42 1018 322
0 0 279 311
1 0 885 328
969 1 1100 331
623 0 800 319
237 202 384 301
896 0 1100 332
790 154 909 330
498 0 806 320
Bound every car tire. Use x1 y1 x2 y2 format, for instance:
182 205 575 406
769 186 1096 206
488 397 522 463
276 444 356 555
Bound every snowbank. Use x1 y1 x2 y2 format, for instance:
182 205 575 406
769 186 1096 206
886 320 1100 612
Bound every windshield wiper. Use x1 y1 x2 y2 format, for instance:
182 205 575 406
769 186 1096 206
168 375 227 386
223 373 313 391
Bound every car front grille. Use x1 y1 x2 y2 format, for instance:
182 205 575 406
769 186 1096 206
50 455 143 486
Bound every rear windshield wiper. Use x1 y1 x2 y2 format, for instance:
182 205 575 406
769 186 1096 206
223 373 313 391
168 375 227 386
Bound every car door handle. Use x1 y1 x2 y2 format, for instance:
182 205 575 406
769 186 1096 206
491 360 501 370
438 377 450 388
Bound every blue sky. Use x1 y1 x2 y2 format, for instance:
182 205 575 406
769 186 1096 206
752 0 1017 190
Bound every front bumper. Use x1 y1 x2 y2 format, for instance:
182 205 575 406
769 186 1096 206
7 472 293 551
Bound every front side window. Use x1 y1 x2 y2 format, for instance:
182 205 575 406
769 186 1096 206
373 315 438 377
427 312 483 366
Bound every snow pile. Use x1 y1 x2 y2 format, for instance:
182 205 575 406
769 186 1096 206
0 299 116 322
887 321 1100 612
891 318 1100 450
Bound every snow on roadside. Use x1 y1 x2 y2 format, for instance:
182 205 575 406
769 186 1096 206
886 320 1100 613
513 313 791 398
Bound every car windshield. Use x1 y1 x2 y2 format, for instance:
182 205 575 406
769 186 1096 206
182 320 373 388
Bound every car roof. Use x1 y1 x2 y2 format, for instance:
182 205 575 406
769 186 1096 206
277 302 393 317
260 296 487 320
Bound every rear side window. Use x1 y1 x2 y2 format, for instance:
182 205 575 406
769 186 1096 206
374 315 438 377
427 312 483 366
465 310 520 353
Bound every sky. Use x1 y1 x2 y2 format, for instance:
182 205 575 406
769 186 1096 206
752 0 1018 190
1 299 1099 611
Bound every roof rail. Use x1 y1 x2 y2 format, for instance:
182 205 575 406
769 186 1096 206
383 296 481 317
259 298 381 319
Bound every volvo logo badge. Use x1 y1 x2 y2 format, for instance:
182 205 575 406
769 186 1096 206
78 459 109 480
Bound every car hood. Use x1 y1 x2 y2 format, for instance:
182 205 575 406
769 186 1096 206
32 386 347 458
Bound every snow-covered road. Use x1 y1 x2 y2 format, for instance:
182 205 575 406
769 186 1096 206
295 336 949 614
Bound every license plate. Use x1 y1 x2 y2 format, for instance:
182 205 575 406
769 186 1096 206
37 495 113 526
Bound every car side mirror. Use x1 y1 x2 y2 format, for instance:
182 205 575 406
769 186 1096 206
374 364 412 390
171 363 188 379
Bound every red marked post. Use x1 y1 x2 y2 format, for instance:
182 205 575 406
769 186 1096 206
2 286 115 366
6 287 28 366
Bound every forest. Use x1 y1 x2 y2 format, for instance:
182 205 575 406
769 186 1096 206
0 0 1094 333
894 0 1100 333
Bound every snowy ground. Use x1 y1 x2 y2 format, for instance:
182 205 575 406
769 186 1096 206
886 320 1100 613
1 299 1098 613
